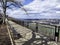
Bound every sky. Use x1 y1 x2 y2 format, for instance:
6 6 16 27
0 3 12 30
3 0 60 19
22 0 34 5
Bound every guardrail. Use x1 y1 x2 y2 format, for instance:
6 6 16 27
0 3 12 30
18 21 60 42
25 22 60 42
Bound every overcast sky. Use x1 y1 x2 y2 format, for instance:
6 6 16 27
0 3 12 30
5 0 60 19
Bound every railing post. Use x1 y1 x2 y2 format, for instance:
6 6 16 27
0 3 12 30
22 21 24 26
21 21 22 25
36 22 38 32
55 26 59 42
27 22 29 28
58 26 60 41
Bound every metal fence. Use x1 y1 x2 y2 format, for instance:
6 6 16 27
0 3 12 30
38 24 55 39
23 22 57 40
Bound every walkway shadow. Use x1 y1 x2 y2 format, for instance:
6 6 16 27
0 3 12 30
23 32 36 45
11 27 22 40
22 32 52 45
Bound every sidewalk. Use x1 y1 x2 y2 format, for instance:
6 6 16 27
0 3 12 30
8 21 33 45
8 21 60 45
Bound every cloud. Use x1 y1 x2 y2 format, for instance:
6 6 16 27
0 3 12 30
7 8 29 19
7 0 60 19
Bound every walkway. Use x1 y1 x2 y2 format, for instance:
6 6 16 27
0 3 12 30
8 21 32 45
8 21 59 45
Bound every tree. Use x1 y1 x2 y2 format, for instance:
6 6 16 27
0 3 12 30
0 0 27 24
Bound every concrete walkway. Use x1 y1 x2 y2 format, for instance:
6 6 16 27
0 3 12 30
8 21 59 45
8 21 33 45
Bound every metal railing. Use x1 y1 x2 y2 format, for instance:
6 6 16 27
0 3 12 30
21 21 56 41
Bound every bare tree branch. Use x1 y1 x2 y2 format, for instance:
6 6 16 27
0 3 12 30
0 0 28 24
